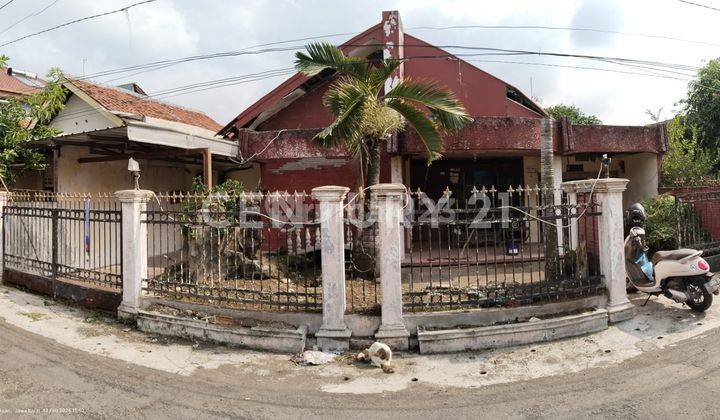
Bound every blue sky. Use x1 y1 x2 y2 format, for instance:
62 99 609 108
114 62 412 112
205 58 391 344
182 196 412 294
0 0 717 126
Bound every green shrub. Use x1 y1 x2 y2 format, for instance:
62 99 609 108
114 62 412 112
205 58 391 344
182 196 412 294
639 193 709 254
640 194 678 254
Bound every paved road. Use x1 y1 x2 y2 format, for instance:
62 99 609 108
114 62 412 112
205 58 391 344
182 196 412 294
1 319 720 418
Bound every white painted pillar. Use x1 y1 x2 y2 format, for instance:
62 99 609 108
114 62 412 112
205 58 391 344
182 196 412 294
311 185 352 351
115 189 153 319
371 183 410 350
563 188 579 250
0 191 9 283
562 178 633 323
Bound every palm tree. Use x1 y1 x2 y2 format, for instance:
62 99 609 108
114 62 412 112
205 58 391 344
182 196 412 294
294 42 472 187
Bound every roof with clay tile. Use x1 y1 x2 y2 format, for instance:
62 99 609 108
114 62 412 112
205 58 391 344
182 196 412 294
66 78 222 132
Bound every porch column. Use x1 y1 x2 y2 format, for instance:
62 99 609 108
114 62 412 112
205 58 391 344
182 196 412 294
0 191 9 283
563 178 633 323
115 189 153 319
311 185 352 351
372 183 410 350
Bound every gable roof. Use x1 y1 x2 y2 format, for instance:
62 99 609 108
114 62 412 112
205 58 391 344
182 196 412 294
218 20 546 137
218 22 384 135
66 78 222 132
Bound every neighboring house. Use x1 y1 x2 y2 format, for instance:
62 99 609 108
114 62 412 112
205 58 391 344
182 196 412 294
16 78 247 193
219 10 667 208
0 67 45 101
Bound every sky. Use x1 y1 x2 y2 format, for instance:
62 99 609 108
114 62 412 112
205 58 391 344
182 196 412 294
0 0 718 127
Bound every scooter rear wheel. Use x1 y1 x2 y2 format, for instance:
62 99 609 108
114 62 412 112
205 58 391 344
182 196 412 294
686 278 713 312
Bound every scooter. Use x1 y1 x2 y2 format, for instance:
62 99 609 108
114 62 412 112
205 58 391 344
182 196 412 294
625 203 720 312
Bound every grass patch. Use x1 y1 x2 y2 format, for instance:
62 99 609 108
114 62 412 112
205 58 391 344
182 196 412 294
18 311 45 322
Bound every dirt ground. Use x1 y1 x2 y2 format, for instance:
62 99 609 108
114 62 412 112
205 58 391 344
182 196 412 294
2 284 720 418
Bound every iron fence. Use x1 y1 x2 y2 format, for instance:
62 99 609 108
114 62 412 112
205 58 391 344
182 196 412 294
344 192 379 314
3 192 122 290
142 191 322 312
674 188 720 255
402 186 603 312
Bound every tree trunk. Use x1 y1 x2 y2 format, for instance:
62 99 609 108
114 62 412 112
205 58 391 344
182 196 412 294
365 138 383 188
540 117 559 281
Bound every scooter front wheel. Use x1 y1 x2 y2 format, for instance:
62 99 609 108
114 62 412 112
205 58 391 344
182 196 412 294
686 277 713 312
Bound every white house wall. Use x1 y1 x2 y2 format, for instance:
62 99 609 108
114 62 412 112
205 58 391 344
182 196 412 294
50 95 118 135
622 153 659 208
56 146 196 193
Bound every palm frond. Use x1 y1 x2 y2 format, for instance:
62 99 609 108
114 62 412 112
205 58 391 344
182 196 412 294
385 79 473 130
295 42 369 79
314 79 366 149
368 58 403 90
387 99 443 163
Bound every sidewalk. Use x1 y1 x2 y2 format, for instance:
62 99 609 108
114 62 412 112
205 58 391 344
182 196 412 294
0 284 717 395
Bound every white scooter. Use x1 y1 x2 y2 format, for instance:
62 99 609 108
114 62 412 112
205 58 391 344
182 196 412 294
625 203 720 312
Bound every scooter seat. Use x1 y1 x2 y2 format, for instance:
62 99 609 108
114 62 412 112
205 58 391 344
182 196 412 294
651 249 698 265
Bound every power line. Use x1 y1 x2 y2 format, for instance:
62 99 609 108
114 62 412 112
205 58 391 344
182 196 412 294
677 0 720 12
0 0 158 48
0 0 15 12
0 0 61 37
50 51 709 125
80 23 714 84
408 24 720 48
83 42 698 88
83 31 363 81
467 59 694 81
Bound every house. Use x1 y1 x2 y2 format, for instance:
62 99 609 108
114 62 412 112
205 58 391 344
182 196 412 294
219 10 667 208
0 67 45 101
15 78 243 193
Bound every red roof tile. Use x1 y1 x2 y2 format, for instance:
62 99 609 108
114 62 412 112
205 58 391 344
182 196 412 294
68 78 222 132
0 69 42 97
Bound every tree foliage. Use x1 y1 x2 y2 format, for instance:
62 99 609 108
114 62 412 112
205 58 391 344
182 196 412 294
684 58 720 155
294 42 473 186
0 56 66 184
545 104 602 125
660 116 715 186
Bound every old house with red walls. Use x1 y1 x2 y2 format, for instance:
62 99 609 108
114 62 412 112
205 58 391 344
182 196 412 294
219 11 667 208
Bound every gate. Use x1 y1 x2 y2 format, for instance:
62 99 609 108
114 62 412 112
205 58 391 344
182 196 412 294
2 193 122 307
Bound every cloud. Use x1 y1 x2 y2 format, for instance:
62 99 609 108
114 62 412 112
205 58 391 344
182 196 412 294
569 0 624 48
0 0 711 127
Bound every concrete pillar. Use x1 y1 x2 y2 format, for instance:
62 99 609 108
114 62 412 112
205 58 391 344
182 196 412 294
311 185 352 351
390 156 403 184
0 191 9 283
115 189 153 319
371 183 410 350
381 10 404 91
562 188 579 250
562 178 633 323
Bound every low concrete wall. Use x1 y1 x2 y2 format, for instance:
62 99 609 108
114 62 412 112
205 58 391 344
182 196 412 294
137 310 307 353
144 295 605 339
404 295 606 335
4 269 121 312
418 308 609 354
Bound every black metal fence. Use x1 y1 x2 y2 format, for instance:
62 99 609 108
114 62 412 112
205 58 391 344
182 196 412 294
674 189 720 255
402 186 603 312
3 192 122 290
344 192 379 314
142 191 323 312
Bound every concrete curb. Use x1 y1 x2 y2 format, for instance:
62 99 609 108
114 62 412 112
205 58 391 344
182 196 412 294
136 310 307 353
417 308 609 354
